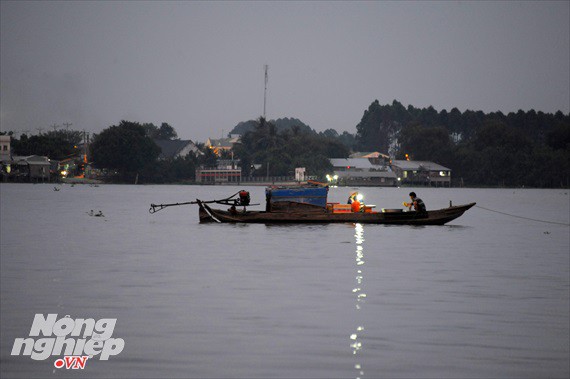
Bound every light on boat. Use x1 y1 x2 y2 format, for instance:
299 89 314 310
356 193 363 201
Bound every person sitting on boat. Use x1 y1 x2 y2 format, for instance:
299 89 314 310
346 192 358 204
407 192 427 214
348 192 364 212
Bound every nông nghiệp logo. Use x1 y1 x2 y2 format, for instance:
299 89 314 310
11 314 124 369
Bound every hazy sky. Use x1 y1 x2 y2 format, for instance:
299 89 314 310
1 1 568 142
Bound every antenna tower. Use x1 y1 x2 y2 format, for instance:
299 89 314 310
263 64 268 119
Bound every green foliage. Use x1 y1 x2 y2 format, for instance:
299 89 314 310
547 122 570 151
319 129 357 151
449 115 566 187
232 118 348 179
139 155 196 184
398 123 454 166
356 100 409 153
11 130 83 160
355 99 569 187
157 123 178 139
455 120 567 187
229 117 313 136
90 120 161 180
142 122 178 140
337 131 357 151
198 147 218 168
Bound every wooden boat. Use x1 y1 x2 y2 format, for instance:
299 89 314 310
197 200 476 225
150 186 475 225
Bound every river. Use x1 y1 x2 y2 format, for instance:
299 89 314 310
1 183 568 378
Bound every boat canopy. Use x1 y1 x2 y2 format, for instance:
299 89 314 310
265 185 328 208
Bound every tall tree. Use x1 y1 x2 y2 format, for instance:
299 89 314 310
232 117 348 179
398 123 454 166
355 99 409 153
156 123 178 139
90 120 160 180
142 122 178 140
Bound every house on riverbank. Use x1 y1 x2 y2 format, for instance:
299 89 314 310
0 135 10 162
153 139 202 160
195 159 242 184
330 158 398 187
1 155 52 182
206 135 240 156
390 160 451 187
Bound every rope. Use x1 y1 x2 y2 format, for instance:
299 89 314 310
475 205 570 226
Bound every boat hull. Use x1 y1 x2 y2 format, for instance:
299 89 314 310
198 201 476 225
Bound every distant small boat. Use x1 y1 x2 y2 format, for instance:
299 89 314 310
150 184 475 226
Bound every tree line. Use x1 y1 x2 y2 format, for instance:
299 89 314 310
4 100 569 187
3 122 203 184
89 121 210 184
354 100 569 187
7 130 84 160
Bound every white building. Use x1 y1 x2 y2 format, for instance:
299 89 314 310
0 135 11 162
153 139 202 160
330 158 398 187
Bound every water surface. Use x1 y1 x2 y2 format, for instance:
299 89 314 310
1 184 568 378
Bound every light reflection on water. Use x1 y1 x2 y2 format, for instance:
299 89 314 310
351 223 366 378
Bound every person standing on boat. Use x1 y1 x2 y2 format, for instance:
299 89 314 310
408 192 427 214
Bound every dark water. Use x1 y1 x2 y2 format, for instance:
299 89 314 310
1 184 569 378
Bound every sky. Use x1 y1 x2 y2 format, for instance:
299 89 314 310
1 1 569 142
